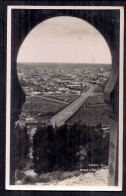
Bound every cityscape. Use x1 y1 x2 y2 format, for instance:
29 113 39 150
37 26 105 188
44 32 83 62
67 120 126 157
17 62 111 128
15 62 112 186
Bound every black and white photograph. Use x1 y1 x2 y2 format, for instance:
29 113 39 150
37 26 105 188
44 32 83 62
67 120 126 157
6 6 124 191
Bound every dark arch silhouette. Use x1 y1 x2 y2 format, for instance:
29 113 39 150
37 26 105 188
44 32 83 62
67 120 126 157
10 9 120 185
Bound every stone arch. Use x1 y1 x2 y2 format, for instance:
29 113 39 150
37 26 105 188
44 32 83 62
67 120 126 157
11 9 120 186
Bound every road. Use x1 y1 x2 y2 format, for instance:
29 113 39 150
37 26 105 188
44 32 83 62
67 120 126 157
51 85 97 127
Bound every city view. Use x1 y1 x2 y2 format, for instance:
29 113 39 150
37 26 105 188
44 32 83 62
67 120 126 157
17 63 111 127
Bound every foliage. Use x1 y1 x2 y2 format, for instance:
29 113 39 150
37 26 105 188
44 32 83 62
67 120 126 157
15 124 29 170
33 125 56 173
33 123 109 174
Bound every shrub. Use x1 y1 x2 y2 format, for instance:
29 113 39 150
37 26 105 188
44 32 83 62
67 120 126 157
23 175 38 184
38 174 51 183
15 170 26 181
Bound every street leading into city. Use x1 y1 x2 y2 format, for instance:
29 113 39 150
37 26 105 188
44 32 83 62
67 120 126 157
51 85 97 127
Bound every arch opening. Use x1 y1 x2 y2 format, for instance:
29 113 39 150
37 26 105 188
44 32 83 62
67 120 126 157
16 16 112 185
17 16 112 125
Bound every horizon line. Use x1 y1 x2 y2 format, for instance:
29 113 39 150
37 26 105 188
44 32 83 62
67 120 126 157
17 61 111 65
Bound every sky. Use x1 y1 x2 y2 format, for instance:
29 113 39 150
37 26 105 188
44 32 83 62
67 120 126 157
17 16 112 64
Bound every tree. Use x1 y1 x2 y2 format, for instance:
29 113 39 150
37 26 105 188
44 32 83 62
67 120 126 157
32 123 109 173
33 125 55 174
84 127 109 166
15 123 29 170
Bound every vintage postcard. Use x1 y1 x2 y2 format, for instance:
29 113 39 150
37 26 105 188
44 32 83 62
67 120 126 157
6 6 124 191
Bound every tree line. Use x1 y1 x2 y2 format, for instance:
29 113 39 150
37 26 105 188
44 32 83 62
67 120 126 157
15 123 109 174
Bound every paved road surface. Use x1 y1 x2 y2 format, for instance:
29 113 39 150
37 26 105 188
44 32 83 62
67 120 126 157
51 85 97 127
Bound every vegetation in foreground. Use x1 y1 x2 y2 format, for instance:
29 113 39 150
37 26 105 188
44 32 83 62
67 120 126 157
15 123 109 176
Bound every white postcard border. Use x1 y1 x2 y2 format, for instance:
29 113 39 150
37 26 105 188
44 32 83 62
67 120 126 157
6 5 124 191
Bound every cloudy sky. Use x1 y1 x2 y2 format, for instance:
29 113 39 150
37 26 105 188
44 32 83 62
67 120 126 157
17 16 111 64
